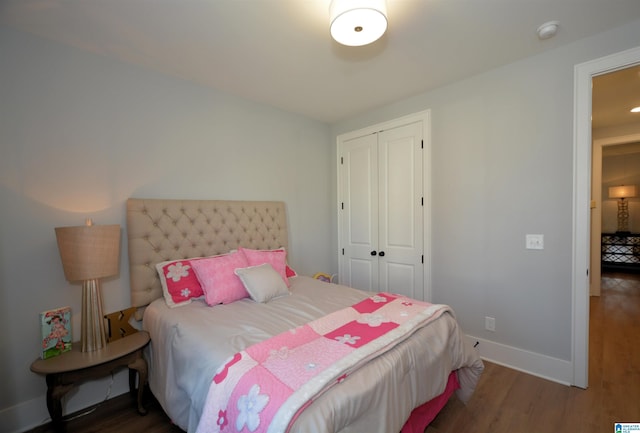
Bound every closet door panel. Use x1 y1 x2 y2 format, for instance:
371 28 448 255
381 261 417 299
339 133 379 292
377 122 423 297
346 258 376 292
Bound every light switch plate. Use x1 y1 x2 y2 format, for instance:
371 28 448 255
485 316 496 332
526 234 544 250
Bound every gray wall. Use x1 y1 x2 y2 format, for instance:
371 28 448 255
331 19 640 363
0 25 332 431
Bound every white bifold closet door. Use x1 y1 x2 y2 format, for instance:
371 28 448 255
338 119 424 299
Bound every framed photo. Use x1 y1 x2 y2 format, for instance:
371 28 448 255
40 306 72 359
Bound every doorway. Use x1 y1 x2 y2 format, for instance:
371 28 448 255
573 46 640 389
590 65 640 296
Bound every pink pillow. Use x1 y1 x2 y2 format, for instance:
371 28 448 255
238 247 289 286
285 265 297 278
191 251 250 305
156 258 205 308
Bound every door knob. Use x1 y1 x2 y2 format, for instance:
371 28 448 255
378 251 385 257
370 250 377 256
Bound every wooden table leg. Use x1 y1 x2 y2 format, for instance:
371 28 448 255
46 374 74 430
128 354 148 415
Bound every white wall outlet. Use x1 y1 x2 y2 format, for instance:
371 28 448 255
526 234 544 250
485 316 496 332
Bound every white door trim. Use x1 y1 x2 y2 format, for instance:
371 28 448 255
573 45 640 388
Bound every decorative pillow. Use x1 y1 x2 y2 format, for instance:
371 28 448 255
191 251 249 305
235 263 290 303
238 247 290 286
285 265 297 278
156 258 205 308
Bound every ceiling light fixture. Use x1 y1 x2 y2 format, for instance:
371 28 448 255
631 106 640 113
330 0 388 47
537 21 559 40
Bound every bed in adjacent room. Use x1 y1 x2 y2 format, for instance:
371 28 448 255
126 198 483 433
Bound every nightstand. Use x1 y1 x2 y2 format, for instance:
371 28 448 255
30 331 150 428
601 233 640 273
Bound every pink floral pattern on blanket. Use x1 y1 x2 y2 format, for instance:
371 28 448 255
195 293 450 433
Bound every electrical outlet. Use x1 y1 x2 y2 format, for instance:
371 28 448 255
526 234 544 250
485 316 496 332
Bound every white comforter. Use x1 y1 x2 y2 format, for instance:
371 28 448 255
143 276 483 433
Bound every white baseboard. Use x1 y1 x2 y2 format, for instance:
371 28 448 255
2 371 129 433
0 394 49 433
466 335 573 386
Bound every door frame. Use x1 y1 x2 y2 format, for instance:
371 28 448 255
336 109 432 300
573 45 640 388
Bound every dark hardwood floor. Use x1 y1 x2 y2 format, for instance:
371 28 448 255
27 272 640 433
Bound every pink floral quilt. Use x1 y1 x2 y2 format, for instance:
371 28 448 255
195 293 451 433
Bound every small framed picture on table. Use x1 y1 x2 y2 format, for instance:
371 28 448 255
40 306 72 359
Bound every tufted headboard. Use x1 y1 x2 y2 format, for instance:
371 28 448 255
126 198 288 315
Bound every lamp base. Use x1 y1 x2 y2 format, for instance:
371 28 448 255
616 198 630 233
81 279 107 352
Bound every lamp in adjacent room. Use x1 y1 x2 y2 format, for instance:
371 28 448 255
55 219 120 352
608 185 637 233
329 0 388 46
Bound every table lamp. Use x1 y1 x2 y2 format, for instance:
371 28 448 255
608 185 637 233
55 219 120 352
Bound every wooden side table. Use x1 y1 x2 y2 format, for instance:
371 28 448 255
31 331 150 428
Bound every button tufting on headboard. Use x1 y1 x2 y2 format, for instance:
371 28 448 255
126 199 288 318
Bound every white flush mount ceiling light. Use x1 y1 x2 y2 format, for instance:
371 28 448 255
537 21 559 40
631 106 640 113
330 0 388 46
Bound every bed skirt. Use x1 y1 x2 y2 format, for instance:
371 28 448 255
401 371 460 433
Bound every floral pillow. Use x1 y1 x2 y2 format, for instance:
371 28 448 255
156 258 205 308
191 251 250 305
238 247 290 286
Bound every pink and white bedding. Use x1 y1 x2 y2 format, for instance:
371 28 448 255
196 293 451 433
143 276 484 433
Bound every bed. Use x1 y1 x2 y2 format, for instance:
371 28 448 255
126 198 483 433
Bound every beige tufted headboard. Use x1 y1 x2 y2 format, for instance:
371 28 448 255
127 198 288 315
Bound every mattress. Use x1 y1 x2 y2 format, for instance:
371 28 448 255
143 276 483 432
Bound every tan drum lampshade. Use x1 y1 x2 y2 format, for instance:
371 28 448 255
55 221 120 352
55 223 120 281
608 185 637 199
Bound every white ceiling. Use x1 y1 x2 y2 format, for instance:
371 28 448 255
2 0 640 124
593 65 640 130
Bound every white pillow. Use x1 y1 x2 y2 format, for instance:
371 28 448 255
234 263 290 303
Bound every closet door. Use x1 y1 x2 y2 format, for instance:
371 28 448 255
338 119 423 299
339 133 379 291
377 122 423 299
